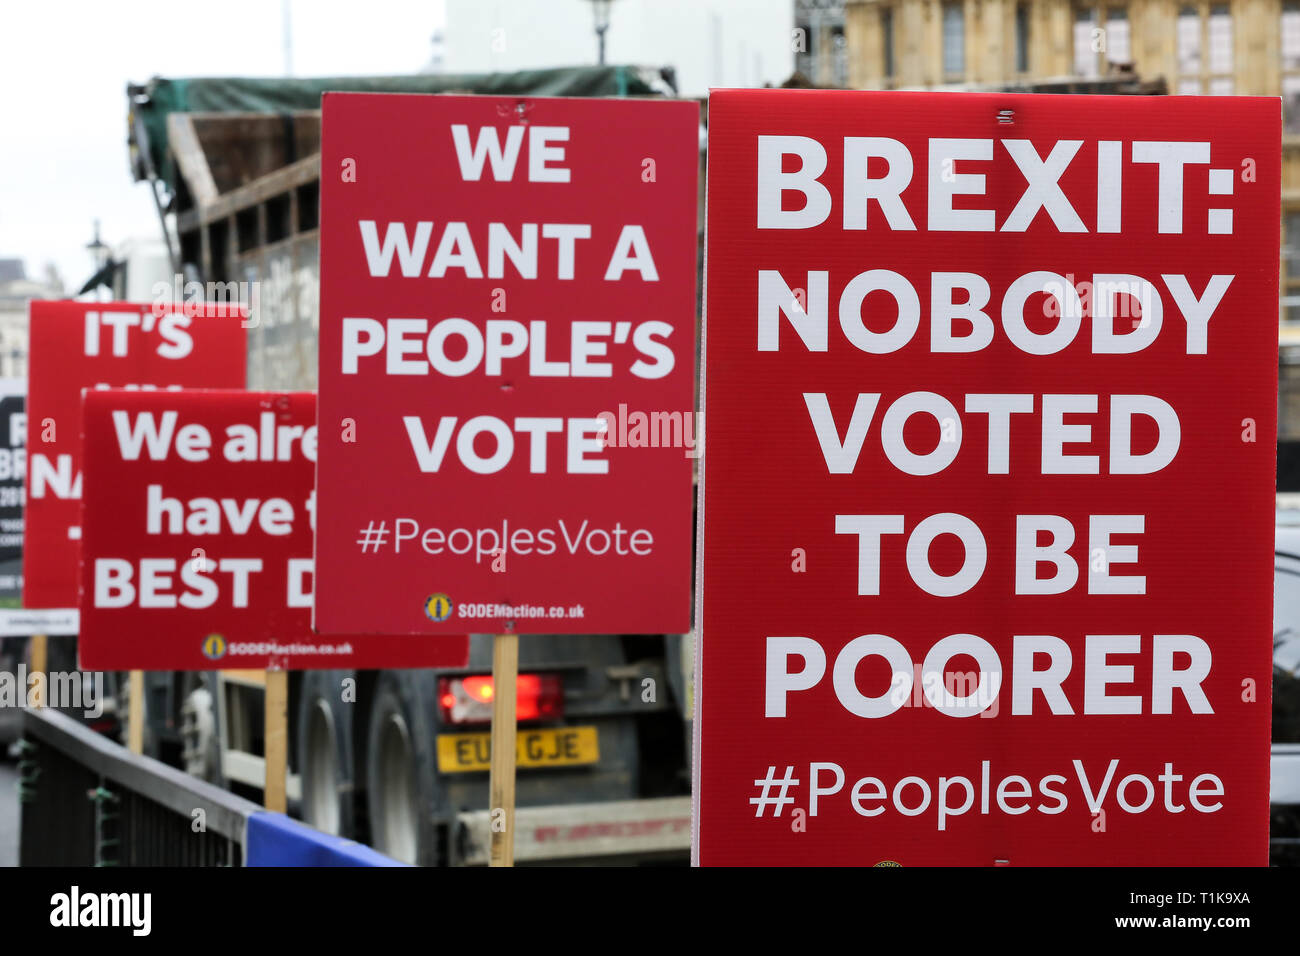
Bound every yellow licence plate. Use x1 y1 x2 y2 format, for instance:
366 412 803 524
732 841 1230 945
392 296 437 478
436 726 600 773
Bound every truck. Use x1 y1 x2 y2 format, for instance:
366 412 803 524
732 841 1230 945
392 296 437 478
120 65 696 865
1270 497 1300 865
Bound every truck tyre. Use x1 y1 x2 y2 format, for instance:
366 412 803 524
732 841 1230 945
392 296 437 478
298 670 356 838
365 671 438 865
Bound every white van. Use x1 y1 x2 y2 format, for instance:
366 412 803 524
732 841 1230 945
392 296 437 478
1272 510 1300 863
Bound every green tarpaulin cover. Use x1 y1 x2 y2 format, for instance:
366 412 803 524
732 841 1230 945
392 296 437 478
132 65 668 194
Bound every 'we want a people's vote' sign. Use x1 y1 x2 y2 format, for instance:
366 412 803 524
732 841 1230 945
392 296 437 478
695 90 1279 866
314 94 698 637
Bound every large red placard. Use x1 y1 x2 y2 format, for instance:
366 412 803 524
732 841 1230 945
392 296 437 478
78 390 467 670
23 300 247 609
696 90 1279 866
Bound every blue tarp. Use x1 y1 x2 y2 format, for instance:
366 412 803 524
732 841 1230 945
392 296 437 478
245 812 408 867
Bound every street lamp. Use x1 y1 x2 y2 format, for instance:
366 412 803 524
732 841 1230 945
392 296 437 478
81 219 114 300
588 0 614 66
86 220 109 272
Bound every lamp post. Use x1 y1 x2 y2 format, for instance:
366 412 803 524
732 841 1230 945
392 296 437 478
86 220 110 300
87 220 109 271
588 0 614 66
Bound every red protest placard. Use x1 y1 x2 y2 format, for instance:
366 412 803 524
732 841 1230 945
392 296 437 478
23 300 247 609
314 94 699 636
78 390 467 671
696 89 1279 866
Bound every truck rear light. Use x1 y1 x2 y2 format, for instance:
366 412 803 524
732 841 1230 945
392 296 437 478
438 673 563 725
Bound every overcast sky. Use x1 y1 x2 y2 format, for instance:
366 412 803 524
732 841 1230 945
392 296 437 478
0 0 447 291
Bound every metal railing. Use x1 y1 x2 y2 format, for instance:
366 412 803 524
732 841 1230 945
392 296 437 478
19 706 260 866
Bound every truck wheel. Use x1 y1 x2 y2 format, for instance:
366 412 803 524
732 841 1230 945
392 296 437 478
297 670 355 838
365 671 438 865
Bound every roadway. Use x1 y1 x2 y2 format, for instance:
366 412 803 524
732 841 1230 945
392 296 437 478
0 758 16 866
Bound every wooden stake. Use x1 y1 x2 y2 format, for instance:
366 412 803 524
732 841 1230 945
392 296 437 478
29 635 46 709
127 670 144 754
488 633 518 867
264 669 288 812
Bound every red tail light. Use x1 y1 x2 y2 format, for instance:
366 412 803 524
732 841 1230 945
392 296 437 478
438 673 563 725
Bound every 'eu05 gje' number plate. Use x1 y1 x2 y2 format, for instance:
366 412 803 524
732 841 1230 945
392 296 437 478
436 726 599 773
